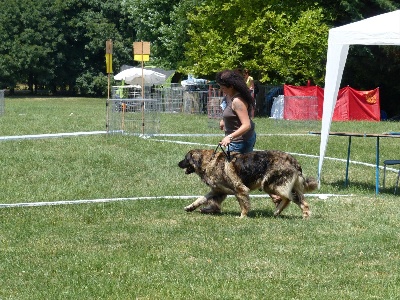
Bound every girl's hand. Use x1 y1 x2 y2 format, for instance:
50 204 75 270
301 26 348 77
219 136 231 147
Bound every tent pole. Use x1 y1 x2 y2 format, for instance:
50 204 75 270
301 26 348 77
344 136 352 187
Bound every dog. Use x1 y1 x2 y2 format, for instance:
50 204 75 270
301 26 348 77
178 149 318 218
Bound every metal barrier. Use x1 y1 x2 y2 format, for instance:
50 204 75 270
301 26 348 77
106 84 223 134
107 97 160 136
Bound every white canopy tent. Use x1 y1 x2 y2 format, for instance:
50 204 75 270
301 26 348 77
318 10 400 185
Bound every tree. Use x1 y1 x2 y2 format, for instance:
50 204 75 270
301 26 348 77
0 0 62 93
122 0 183 69
53 0 132 95
183 1 329 85
0 0 134 96
157 0 199 69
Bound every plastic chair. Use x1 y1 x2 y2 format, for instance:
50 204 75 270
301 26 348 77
383 160 400 194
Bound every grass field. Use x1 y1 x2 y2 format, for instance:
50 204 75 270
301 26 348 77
0 97 399 299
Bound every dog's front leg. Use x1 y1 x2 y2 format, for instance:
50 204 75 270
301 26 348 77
235 187 251 218
184 192 217 212
200 193 226 214
184 196 208 212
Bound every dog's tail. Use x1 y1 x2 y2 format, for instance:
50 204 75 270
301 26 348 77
303 176 318 192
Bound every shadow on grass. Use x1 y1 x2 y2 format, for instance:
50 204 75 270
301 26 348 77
248 209 315 220
189 208 308 220
328 179 398 195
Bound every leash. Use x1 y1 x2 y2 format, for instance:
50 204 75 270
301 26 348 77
213 143 231 162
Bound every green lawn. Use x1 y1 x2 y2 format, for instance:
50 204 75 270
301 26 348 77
0 97 399 299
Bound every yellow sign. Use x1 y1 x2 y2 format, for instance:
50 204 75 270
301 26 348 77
105 54 113 73
134 54 150 62
105 40 113 73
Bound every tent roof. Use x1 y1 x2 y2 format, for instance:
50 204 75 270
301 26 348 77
329 10 400 45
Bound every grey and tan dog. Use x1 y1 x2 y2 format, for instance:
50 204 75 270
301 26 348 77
178 149 318 218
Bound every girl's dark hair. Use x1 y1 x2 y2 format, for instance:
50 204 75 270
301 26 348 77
216 69 254 108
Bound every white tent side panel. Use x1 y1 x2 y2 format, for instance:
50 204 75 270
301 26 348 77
317 43 349 184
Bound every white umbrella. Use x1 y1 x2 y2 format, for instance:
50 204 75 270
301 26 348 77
114 67 166 85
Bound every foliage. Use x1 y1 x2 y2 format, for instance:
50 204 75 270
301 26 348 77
0 0 61 90
0 0 132 94
122 0 184 69
75 72 109 96
157 0 199 69
327 0 399 24
183 2 329 85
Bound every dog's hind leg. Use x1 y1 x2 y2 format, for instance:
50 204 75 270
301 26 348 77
271 183 295 217
273 197 290 217
263 183 292 217
292 191 311 219
269 194 282 208
290 176 311 218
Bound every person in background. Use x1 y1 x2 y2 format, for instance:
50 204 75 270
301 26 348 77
243 68 255 97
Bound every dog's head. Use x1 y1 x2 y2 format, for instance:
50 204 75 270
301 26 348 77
178 150 205 174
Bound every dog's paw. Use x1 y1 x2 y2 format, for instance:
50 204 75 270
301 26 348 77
184 205 196 212
302 210 311 219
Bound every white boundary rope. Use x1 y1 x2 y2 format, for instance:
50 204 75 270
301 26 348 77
0 131 107 141
0 194 352 208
